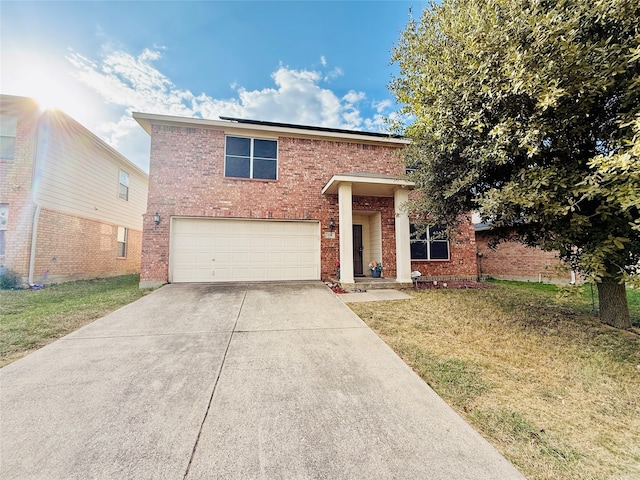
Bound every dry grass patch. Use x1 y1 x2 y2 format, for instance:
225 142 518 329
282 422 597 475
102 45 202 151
348 283 640 480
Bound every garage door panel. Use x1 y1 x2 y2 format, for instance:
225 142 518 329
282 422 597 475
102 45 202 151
193 251 214 263
266 252 284 263
173 266 214 283
250 237 267 248
249 251 267 263
211 267 232 280
171 218 320 282
213 251 235 263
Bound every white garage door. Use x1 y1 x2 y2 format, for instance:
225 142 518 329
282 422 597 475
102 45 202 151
170 218 320 282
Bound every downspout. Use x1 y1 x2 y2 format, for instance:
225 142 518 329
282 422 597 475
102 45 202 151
27 112 43 286
27 203 41 286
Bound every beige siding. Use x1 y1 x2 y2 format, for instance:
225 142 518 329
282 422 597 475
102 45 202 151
33 111 148 230
370 212 383 273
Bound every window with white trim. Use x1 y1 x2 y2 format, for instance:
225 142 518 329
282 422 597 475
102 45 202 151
0 116 17 161
0 204 7 256
410 224 450 260
118 170 129 201
117 226 127 258
225 136 277 180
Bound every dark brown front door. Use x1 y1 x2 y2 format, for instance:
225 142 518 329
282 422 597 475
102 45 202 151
353 225 364 276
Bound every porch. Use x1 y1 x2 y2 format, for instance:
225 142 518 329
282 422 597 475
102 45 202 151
322 172 415 289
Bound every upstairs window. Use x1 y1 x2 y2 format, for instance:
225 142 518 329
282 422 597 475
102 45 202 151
117 226 127 258
410 224 450 261
225 136 277 180
0 116 17 161
118 170 129 200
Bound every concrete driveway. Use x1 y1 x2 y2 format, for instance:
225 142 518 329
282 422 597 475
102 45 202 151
1 282 524 479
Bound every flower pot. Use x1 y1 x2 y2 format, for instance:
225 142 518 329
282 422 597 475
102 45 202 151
372 269 381 278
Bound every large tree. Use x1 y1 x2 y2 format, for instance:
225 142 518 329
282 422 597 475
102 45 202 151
390 0 640 328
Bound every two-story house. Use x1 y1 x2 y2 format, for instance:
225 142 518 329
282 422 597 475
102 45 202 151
133 113 478 289
0 95 148 285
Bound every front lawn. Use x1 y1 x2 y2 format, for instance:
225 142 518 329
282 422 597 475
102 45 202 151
348 281 640 480
0 275 145 367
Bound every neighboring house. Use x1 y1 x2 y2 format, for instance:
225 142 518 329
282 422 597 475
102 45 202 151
133 113 478 289
475 223 575 284
0 95 148 285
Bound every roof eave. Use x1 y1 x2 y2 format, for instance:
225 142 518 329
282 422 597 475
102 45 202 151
132 112 410 145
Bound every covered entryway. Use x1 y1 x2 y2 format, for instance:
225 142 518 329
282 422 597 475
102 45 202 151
170 218 320 282
322 172 415 286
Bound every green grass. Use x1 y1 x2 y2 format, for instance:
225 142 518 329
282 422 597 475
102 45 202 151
486 279 640 326
0 275 145 367
349 280 640 480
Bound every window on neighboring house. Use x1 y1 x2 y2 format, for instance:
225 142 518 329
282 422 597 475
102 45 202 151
118 170 129 200
410 224 450 260
0 204 7 256
117 226 127 258
225 136 277 180
0 116 18 161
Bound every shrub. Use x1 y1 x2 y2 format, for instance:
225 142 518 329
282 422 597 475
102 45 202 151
0 267 22 290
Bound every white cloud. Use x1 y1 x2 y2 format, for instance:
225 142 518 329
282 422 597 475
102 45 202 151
324 67 344 82
343 90 366 104
373 99 392 113
66 46 393 170
320 55 327 66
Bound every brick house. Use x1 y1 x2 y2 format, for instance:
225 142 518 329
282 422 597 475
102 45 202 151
134 113 478 289
0 95 148 285
475 224 575 284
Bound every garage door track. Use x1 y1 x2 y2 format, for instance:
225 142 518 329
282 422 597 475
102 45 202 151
0 282 524 479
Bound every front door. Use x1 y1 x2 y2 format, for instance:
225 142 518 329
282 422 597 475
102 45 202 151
353 224 364 276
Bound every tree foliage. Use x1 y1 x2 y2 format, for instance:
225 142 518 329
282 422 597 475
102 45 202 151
390 0 640 328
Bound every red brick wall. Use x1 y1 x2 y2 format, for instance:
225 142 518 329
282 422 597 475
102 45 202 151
31 208 142 284
410 219 478 280
475 230 573 283
142 124 477 284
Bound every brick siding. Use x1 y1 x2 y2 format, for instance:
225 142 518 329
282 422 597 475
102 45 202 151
1 96 145 285
29 208 142 284
410 219 478 280
142 124 478 284
475 230 573 283
0 103 39 277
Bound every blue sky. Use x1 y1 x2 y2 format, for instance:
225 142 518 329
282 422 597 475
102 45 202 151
1 1 422 171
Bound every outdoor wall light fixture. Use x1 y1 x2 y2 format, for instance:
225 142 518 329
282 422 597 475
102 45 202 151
329 218 335 231
153 212 161 225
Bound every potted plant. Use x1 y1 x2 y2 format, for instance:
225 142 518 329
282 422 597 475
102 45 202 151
369 260 383 278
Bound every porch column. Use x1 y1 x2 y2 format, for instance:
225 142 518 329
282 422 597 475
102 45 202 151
338 182 354 284
394 187 412 283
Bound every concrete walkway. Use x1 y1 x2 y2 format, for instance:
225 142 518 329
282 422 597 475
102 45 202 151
1 282 524 479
